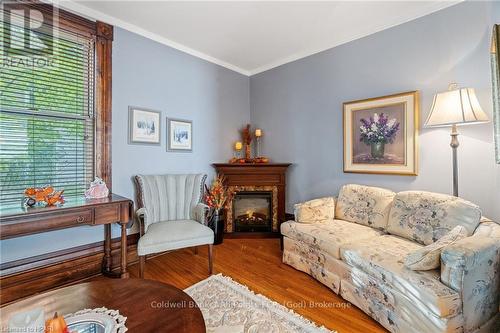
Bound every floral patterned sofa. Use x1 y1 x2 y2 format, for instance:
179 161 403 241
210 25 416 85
281 184 500 333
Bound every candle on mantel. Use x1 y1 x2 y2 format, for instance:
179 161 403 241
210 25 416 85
235 141 243 151
255 129 262 137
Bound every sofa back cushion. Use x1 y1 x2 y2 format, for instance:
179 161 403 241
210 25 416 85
387 191 481 245
335 184 396 230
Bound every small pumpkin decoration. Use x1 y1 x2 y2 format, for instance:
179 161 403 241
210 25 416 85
45 312 69 333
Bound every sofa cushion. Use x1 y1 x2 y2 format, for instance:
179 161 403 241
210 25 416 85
335 184 395 231
386 191 481 245
294 197 335 223
282 239 342 293
340 235 462 318
138 219 214 256
280 219 384 259
404 225 467 271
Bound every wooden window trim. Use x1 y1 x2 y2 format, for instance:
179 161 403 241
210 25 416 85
8 2 97 37
95 21 114 192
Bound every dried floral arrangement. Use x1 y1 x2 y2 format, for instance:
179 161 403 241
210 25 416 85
242 124 252 160
242 124 252 146
204 175 228 212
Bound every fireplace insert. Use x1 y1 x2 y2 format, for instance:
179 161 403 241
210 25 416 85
232 191 272 232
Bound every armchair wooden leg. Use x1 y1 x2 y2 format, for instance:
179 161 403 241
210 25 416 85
139 255 145 278
208 244 213 275
194 246 198 255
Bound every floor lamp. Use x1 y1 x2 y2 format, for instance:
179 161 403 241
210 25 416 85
424 84 489 197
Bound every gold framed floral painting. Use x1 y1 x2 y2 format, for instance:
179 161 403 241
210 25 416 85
343 91 419 175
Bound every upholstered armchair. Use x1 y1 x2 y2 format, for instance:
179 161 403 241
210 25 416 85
134 174 214 278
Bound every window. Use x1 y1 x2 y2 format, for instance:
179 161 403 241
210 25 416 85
0 3 111 207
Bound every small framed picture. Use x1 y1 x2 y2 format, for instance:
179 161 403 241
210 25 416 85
167 118 193 152
343 91 419 175
128 107 161 145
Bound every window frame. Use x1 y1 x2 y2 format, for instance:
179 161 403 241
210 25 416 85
1 1 113 195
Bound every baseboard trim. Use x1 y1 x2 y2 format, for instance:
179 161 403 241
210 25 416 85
0 233 140 305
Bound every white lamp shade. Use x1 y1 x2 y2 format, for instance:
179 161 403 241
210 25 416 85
425 88 489 127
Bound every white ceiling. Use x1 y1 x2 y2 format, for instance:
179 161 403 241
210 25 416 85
59 1 460 76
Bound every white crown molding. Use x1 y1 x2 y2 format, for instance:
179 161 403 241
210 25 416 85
51 0 461 77
248 1 462 76
51 0 251 76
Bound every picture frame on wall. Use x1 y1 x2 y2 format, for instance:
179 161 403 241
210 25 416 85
343 91 419 175
167 118 193 152
128 106 161 145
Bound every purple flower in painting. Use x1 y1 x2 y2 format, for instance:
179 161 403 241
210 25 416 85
359 113 400 145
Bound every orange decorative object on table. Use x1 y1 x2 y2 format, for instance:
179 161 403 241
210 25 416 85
24 186 65 207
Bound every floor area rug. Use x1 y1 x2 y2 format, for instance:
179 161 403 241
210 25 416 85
185 274 335 333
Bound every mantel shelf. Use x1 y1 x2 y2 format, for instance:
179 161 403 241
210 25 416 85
212 163 292 167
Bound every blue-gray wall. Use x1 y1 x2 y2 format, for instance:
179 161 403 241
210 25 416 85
0 27 250 263
250 1 500 220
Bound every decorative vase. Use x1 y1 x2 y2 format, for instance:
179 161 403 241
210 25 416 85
370 142 385 158
245 144 251 160
209 208 225 245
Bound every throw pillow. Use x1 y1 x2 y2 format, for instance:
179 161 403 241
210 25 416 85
404 225 468 270
294 197 335 224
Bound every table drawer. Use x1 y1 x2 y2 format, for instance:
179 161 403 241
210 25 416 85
94 204 120 225
1 209 94 239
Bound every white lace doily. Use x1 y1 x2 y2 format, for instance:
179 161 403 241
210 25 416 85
64 307 128 333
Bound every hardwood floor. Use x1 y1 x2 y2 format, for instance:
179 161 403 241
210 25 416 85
124 238 387 333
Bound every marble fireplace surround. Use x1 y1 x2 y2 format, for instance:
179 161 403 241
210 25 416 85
226 185 279 233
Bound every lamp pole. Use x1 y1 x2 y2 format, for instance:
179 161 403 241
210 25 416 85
450 124 459 197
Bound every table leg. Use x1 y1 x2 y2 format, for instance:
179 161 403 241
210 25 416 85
120 222 129 278
104 224 112 272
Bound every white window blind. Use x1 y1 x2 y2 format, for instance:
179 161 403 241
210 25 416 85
0 8 95 207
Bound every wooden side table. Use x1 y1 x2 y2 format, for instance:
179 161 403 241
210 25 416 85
0 194 133 278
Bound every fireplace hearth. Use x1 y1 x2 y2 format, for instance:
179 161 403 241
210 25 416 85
233 192 272 232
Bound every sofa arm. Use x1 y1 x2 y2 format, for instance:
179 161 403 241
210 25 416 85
441 235 500 332
193 203 209 225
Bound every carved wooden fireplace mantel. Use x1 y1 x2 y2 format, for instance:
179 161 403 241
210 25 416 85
212 163 291 237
